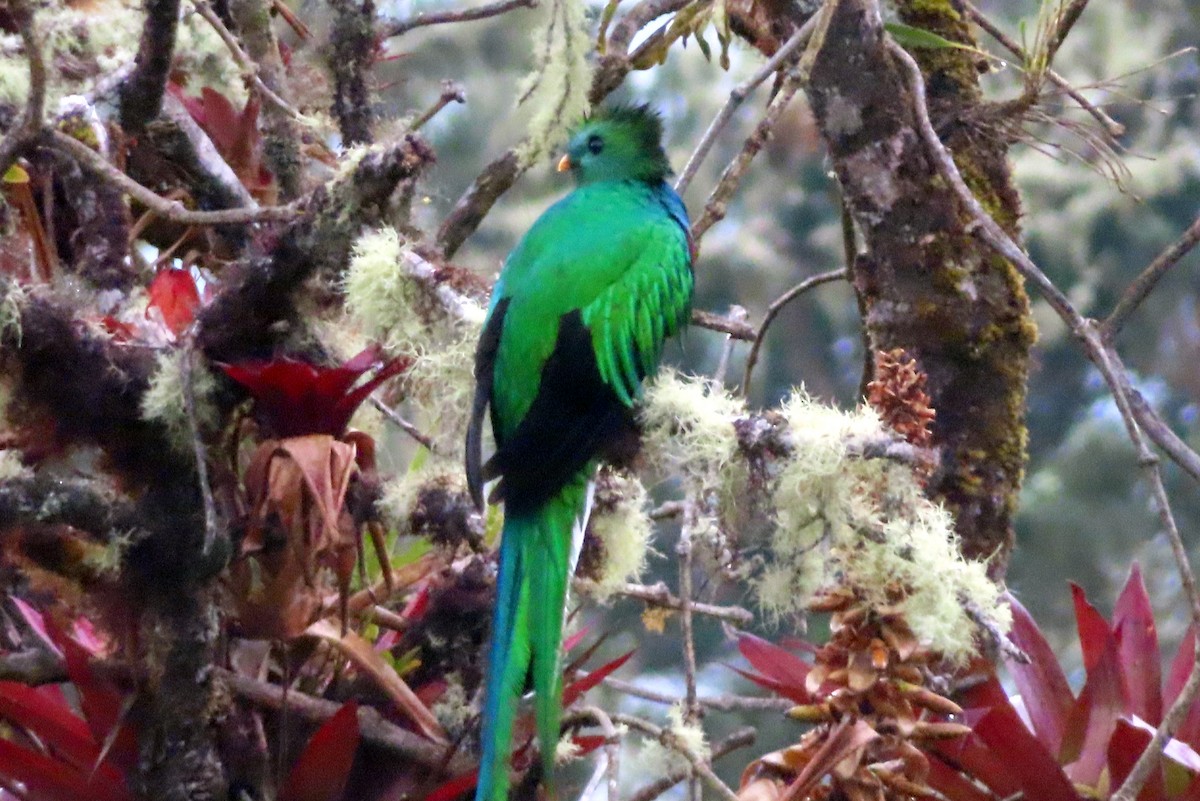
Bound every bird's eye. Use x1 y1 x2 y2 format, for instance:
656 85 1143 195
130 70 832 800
586 135 604 155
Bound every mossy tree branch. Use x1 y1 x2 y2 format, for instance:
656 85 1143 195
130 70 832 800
804 0 1034 572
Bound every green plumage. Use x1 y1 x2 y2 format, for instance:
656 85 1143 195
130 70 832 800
467 105 694 801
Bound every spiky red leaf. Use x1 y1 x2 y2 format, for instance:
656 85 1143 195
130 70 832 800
1114 564 1163 725
973 705 1081 801
562 650 634 708
423 770 477 801
1005 594 1074 758
279 701 361 801
0 682 101 773
1166 626 1200 749
925 753 996 801
221 348 409 437
60 637 138 772
1062 585 1125 786
735 632 812 704
1108 719 1166 801
0 739 132 801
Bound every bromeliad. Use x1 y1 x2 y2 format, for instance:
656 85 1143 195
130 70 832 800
465 104 694 801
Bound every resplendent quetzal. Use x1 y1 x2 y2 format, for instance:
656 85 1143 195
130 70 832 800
465 105 694 801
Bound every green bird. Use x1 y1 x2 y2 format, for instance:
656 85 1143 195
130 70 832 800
465 105 694 801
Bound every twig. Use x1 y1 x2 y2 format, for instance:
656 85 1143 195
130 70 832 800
612 713 741 801
383 0 538 39
675 17 817 195
600 580 755 625
887 36 1200 801
961 0 1123 139
625 727 755 801
219 667 469 771
602 676 793 712
1125 388 1200 483
0 0 45 179
48 130 299 225
690 70 805 242
969 595 1028 663
400 249 485 323
371 396 437 451
181 344 220 557
410 81 468 131
1103 211 1200 341
741 269 847 393
576 705 621 801
691 308 756 341
1044 0 1091 68
190 0 307 121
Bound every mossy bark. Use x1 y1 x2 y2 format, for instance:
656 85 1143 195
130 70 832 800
805 0 1034 573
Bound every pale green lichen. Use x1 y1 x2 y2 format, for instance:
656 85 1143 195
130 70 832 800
345 227 483 456
515 0 593 165
139 351 220 454
555 735 583 765
0 449 31 481
586 472 655 601
666 702 709 760
430 673 474 737
761 391 1009 662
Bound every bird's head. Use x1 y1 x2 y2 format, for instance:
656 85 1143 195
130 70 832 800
558 104 672 185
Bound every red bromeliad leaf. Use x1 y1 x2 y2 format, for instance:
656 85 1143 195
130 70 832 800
1063 587 1126 787
1107 719 1166 801
1165 626 1200 749
278 701 361 801
925 753 996 801
0 739 133 801
147 267 202 336
1114 564 1163 725
734 632 812 705
423 769 478 801
562 650 634 708
1005 594 1074 758
972 705 1081 801
59 637 138 772
221 348 410 438
0 682 102 773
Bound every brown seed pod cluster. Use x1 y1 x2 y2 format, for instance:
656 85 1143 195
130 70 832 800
866 349 936 450
738 587 970 801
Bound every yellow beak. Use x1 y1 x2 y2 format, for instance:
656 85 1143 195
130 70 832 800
557 154 572 172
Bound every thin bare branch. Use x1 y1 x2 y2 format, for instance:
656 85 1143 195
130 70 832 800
675 17 817 195
48 130 299 225
190 0 307 121
371 396 438 451
578 579 755 625
691 70 805 242
742 269 847 393
602 676 793 712
691 308 756 341
1125 388 1200 483
1103 211 1200 341
576 705 622 801
0 0 46 178
383 0 538 39
410 81 468 131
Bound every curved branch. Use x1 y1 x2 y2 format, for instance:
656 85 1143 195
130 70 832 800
741 269 847 393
